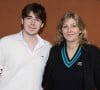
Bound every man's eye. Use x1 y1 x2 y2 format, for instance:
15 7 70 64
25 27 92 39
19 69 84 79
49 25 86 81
35 18 41 21
26 17 31 19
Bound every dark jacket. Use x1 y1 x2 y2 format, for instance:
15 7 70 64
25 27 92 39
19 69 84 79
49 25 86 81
42 43 100 90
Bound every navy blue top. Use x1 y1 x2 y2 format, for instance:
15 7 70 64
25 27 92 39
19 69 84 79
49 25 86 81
46 46 84 90
42 42 100 90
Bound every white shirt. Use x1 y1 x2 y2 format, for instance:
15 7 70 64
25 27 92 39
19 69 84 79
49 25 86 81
0 31 51 90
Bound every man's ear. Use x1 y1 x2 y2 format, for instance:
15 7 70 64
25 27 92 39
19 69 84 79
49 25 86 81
21 18 23 24
41 23 44 28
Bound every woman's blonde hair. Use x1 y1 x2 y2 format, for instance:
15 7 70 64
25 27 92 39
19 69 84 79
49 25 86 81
55 11 88 45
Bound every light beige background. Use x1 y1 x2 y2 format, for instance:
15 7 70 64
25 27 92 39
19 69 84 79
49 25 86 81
0 0 100 47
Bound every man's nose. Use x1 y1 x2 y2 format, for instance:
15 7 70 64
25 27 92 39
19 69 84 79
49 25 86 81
31 19 35 24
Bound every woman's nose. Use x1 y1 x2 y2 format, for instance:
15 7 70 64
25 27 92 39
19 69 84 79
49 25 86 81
67 27 71 32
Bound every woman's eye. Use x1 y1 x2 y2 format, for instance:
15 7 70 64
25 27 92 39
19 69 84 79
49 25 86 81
62 25 68 28
71 24 77 28
72 25 76 27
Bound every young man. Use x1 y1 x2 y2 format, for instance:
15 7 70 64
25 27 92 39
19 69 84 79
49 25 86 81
0 3 51 90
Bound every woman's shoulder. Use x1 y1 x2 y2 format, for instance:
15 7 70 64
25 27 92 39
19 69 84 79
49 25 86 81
82 43 100 54
83 43 99 49
51 44 62 51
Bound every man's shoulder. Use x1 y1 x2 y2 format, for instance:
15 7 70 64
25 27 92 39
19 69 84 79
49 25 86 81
0 34 16 40
0 33 18 43
42 39 52 47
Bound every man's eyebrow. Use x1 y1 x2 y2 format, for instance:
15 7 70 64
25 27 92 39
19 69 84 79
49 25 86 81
26 16 39 19
26 16 32 17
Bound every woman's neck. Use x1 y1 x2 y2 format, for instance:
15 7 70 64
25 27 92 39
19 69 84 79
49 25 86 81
66 42 80 60
67 41 79 50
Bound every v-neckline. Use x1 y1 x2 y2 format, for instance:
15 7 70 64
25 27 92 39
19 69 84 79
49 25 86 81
61 44 82 68
65 44 81 61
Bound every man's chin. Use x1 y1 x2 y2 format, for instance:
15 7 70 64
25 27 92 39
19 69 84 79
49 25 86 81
27 32 37 36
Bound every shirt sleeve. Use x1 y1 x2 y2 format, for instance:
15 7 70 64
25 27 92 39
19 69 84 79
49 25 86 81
0 39 5 75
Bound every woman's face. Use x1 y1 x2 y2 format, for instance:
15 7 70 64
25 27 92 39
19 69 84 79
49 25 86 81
62 18 81 43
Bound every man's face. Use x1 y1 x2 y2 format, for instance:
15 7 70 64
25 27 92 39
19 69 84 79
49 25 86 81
22 11 44 36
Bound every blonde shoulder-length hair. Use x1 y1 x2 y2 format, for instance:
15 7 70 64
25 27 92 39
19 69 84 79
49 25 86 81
55 11 89 45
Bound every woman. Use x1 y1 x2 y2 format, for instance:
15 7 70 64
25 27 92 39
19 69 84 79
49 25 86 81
42 12 100 90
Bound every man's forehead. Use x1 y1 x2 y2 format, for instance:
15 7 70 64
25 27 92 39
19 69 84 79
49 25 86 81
27 12 39 18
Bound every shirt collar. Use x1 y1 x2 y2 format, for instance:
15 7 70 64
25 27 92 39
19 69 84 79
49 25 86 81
15 31 45 48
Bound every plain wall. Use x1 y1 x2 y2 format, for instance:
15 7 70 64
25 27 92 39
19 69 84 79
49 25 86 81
0 0 100 47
